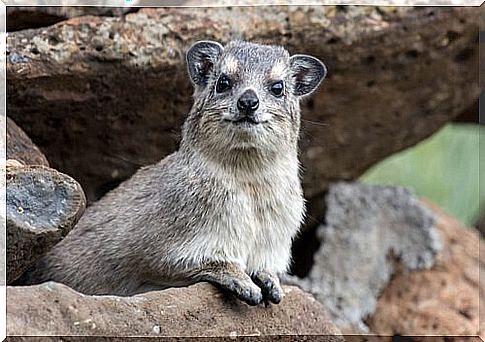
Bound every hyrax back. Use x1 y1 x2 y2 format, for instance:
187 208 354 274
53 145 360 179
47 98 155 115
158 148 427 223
24 40 326 305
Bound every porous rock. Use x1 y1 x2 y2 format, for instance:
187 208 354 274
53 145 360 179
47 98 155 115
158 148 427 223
290 182 442 332
366 202 483 336
7 282 342 340
6 6 479 205
7 165 86 284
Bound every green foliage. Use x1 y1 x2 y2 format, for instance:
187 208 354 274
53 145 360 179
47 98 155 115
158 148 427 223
361 123 482 226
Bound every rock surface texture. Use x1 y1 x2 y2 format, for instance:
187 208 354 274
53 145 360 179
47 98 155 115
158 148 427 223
290 183 442 332
366 202 483 336
7 282 342 339
6 6 479 205
6 4 138 31
5 116 87 284
6 165 86 284
6 116 49 166
289 183 482 336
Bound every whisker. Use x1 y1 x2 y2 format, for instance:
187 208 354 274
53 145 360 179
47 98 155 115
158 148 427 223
306 213 325 226
104 152 147 168
301 119 330 127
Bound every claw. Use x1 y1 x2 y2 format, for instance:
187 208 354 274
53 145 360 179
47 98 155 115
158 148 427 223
252 271 283 305
223 278 262 306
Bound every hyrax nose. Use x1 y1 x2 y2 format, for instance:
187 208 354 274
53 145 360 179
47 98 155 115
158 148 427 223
237 89 259 114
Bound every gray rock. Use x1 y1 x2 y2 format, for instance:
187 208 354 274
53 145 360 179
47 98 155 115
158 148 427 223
7 165 86 284
7 282 343 340
290 182 442 332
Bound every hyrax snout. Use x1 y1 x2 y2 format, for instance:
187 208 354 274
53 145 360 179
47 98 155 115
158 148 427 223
20 40 327 306
236 89 259 117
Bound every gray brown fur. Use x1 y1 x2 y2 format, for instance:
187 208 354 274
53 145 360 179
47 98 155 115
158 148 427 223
22 40 326 305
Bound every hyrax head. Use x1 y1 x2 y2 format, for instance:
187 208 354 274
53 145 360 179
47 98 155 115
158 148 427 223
185 40 326 153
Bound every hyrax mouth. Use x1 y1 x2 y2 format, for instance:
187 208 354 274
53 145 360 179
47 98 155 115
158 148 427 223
224 117 266 126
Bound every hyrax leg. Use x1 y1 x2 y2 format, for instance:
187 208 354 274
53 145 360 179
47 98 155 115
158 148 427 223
251 271 283 304
197 262 263 306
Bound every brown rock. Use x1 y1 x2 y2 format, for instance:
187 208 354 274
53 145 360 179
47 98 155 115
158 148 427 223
365 202 482 336
7 5 137 32
6 6 479 206
453 99 479 124
7 165 86 284
6 116 48 167
7 282 342 339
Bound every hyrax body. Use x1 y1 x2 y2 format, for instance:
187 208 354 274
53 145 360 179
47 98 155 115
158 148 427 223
24 40 326 305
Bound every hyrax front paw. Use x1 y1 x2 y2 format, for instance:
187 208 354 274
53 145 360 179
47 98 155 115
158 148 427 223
224 278 263 306
252 271 283 304
198 262 264 306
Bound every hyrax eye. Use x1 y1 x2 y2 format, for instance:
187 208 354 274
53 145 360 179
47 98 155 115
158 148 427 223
216 74 232 93
270 81 284 97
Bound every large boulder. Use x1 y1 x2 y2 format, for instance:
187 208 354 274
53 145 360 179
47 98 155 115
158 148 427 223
7 282 342 339
6 6 479 205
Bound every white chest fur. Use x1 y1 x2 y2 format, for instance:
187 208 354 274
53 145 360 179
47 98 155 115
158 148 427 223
190 158 305 275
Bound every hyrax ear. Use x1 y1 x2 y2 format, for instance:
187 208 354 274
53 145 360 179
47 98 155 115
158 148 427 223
289 54 327 97
187 40 224 86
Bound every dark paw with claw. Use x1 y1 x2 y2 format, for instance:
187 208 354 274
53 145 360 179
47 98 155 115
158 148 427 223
252 271 283 304
225 279 263 306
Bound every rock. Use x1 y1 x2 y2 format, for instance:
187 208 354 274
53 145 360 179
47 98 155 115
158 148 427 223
183 0 483 4
6 116 49 166
6 6 479 205
6 5 138 32
5 159 24 168
4 116 86 283
365 202 483 336
476 208 484 237
7 282 342 339
453 99 479 124
7 165 86 284
288 182 442 332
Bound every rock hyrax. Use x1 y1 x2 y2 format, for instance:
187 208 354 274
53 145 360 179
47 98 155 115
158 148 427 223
23 40 327 305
